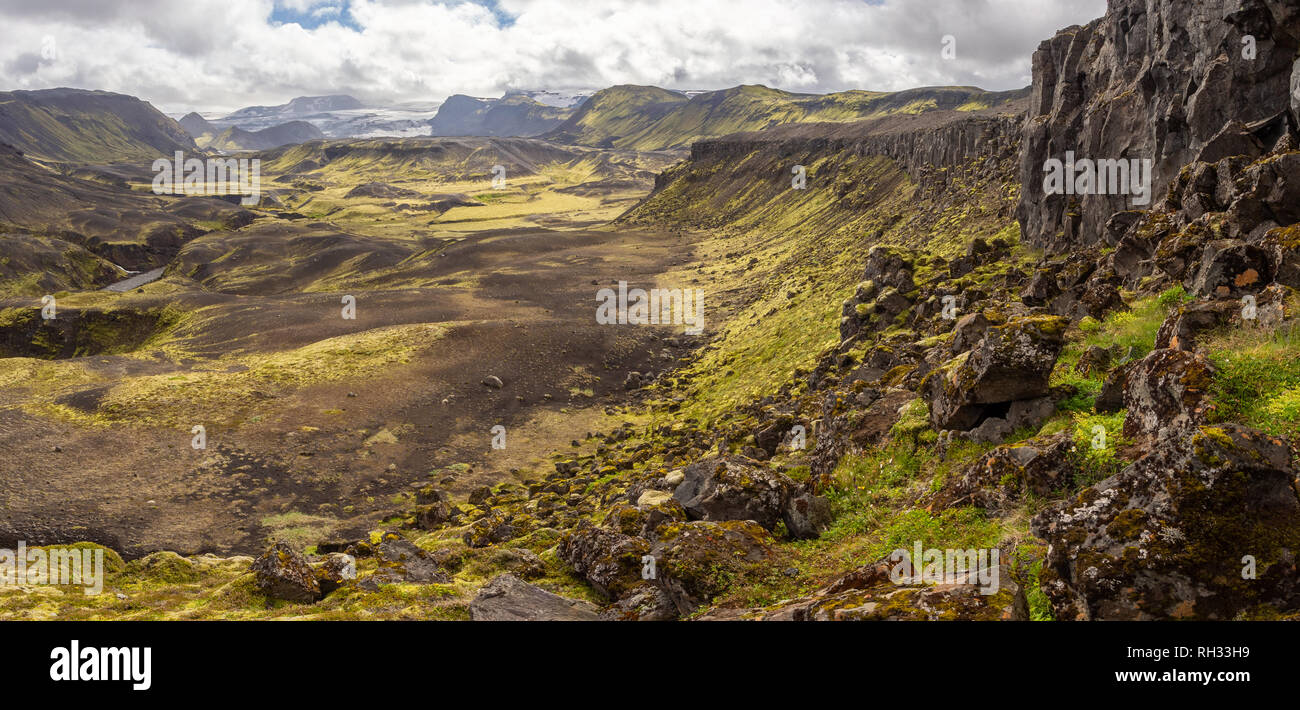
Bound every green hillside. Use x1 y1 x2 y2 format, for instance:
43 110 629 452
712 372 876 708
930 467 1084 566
545 84 1027 151
0 88 195 163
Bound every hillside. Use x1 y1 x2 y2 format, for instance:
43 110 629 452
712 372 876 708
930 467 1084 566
0 142 251 272
0 88 195 163
544 83 1027 151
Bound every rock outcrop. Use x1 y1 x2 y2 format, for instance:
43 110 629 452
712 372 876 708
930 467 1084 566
1032 424 1300 620
1018 0 1300 251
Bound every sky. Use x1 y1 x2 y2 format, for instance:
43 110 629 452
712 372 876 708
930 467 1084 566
0 0 1107 115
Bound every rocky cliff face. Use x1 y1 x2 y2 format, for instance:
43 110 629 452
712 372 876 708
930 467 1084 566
624 109 1024 237
1018 0 1300 251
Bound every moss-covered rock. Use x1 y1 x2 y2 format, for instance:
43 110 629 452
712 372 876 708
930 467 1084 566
1031 423 1300 620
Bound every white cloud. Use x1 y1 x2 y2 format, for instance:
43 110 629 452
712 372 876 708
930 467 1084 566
0 0 1106 114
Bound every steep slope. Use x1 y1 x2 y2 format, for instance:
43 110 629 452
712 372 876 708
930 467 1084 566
428 94 574 137
546 83 1027 151
542 85 689 148
0 88 196 163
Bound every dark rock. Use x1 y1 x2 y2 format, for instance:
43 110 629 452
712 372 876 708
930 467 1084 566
462 510 520 548
467 486 493 506
469 574 600 621
314 553 356 595
1154 299 1238 351
1073 345 1111 376
922 316 1067 430
250 542 320 603
653 520 773 615
1261 225 1300 289
672 456 792 531
377 534 451 583
935 431 1075 512
950 312 991 354
1032 424 1300 620
1121 349 1216 441
1017 0 1300 251
557 519 650 599
1006 396 1056 431
599 583 678 621
415 501 452 530
783 493 832 540
1095 359 1135 413
1186 239 1272 298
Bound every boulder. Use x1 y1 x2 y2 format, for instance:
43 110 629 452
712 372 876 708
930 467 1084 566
557 519 650 599
314 553 356 595
1261 225 1300 289
599 583 679 621
672 456 792 531
1032 424 1300 620
415 501 452 530
949 312 991 354
1186 239 1272 297
783 493 833 540
376 534 451 583
462 510 520 548
1154 299 1237 351
1095 358 1135 413
250 542 320 603
935 432 1074 512
653 520 774 615
469 574 600 621
1121 349 1216 441
922 316 1067 430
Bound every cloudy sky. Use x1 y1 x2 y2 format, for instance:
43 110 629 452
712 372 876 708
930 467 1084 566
0 0 1105 115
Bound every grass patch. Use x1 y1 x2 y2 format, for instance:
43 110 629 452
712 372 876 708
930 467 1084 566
1206 322 1300 441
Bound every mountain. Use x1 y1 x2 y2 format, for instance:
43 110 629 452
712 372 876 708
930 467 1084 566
220 94 363 124
209 94 435 138
0 88 195 163
427 93 575 137
203 120 325 151
544 83 1028 151
505 89 591 108
179 111 216 139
